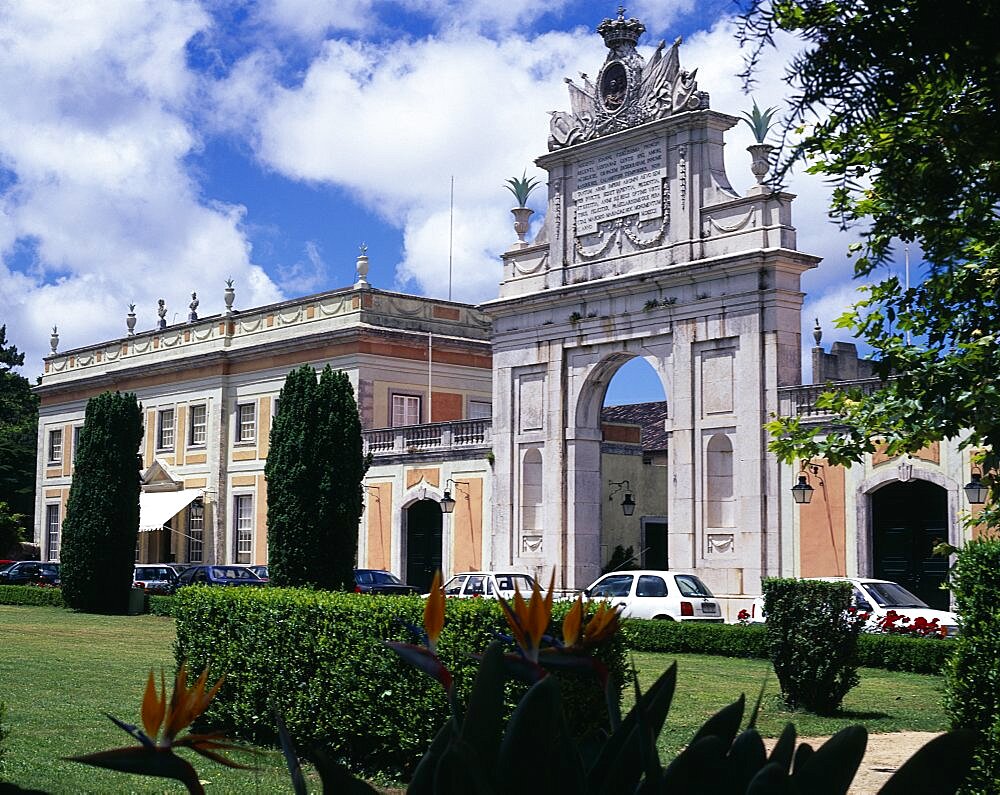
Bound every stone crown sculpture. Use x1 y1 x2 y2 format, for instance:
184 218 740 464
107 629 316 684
548 9 708 152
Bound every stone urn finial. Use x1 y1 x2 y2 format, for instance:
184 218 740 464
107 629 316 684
224 279 235 314
505 171 540 249
49 326 59 354
157 299 167 330
355 243 370 289
188 291 199 323
813 318 823 347
126 303 137 336
740 100 778 191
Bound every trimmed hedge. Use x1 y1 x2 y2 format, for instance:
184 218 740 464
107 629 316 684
621 618 953 675
946 537 1000 794
174 586 626 779
0 585 64 607
148 595 176 617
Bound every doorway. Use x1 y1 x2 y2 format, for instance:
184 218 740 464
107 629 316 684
871 480 949 610
405 499 443 593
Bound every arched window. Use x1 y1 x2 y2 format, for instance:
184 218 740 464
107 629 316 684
706 434 734 527
521 448 543 533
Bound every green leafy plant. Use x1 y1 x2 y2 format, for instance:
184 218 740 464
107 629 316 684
504 170 540 207
945 537 1000 793
763 578 863 713
0 584 65 608
60 391 144 614
739 99 778 143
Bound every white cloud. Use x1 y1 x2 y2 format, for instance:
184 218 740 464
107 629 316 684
222 28 603 301
0 0 282 374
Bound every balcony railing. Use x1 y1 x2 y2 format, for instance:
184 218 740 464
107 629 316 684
363 418 492 457
778 377 887 419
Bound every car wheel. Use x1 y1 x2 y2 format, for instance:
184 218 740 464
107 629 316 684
653 615 675 621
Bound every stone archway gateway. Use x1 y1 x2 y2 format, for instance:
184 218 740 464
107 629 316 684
482 10 819 597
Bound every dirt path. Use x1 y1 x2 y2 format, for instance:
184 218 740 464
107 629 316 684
764 731 942 794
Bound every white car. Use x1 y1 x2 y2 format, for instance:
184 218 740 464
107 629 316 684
822 577 959 637
583 570 723 622
749 577 960 636
440 571 537 599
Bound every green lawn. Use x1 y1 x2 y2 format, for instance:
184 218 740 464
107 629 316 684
629 651 949 758
0 606 950 792
0 605 312 794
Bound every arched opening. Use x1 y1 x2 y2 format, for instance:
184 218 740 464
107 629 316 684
871 480 949 610
405 499 442 593
599 356 669 572
521 448 543 552
706 434 734 528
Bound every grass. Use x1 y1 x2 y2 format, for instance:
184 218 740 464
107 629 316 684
628 651 950 759
0 605 315 793
0 606 951 792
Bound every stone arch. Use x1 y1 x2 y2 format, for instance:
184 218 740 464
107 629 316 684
400 481 447 591
573 350 672 433
855 466 960 603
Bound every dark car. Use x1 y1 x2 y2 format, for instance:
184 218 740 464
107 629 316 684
0 561 60 586
133 565 179 595
249 565 269 582
354 569 419 595
176 565 267 587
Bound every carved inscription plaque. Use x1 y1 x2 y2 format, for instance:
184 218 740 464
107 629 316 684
572 140 666 235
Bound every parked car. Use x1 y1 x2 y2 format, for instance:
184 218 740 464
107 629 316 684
440 571 538 599
747 577 960 636
249 565 269 582
583 570 723 622
0 560 60 586
175 565 267 587
354 569 420 595
821 576 960 637
133 564 179 595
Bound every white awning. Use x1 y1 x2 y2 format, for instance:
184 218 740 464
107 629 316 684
139 489 203 533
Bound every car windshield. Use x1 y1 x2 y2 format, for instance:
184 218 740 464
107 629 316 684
210 566 259 580
370 571 402 585
494 574 535 592
137 567 174 580
862 581 928 608
674 574 714 598
0 563 12 573
443 575 467 595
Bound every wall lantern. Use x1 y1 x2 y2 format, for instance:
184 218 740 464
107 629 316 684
964 471 988 505
439 478 469 514
790 474 814 505
608 480 637 516
791 462 824 505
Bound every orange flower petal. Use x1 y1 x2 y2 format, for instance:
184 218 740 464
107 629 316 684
563 596 583 647
141 670 165 739
424 570 445 649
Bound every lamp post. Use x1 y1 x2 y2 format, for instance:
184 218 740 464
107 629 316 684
439 478 468 514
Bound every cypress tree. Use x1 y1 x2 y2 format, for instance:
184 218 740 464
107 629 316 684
60 391 143 613
267 365 366 589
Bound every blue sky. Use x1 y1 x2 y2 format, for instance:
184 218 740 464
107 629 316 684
0 0 869 404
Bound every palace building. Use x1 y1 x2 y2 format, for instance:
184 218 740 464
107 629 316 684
32 11 978 617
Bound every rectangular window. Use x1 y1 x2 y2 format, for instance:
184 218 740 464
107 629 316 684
47 429 63 465
46 504 60 560
157 409 175 450
468 400 492 420
187 501 204 563
72 426 83 463
391 394 421 427
234 494 253 564
189 404 207 446
237 403 256 443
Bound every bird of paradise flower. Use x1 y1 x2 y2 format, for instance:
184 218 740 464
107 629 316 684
68 663 251 795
